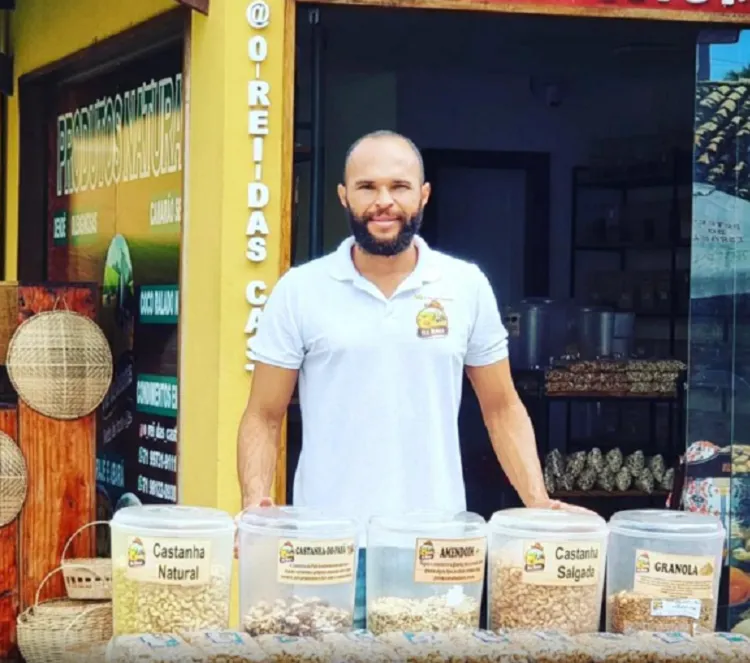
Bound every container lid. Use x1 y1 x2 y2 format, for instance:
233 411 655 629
489 508 607 539
112 505 235 533
237 506 358 538
609 509 725 540
368 510 486 536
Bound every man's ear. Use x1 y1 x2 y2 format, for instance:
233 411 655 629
337 183 347 208
421 181 432 208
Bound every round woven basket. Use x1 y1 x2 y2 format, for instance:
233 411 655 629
0 432 26 526
16 567 112 663
61 521 112 601
6 309 113 420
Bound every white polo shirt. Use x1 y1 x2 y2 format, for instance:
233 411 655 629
250 236 509 540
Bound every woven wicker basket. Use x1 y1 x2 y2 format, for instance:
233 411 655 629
61 521 112 600
16 567 112 663
0 431 26 526
6 308 113 420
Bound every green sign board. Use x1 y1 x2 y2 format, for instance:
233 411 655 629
139 285 179 324
136 374 178 417
52 211 67 246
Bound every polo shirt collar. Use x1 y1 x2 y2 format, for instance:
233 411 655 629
329 235 441 284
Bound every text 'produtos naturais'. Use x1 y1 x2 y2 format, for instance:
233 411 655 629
244 0 273 372
56 74 183 196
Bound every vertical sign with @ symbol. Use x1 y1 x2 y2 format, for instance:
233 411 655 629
245 0 271 372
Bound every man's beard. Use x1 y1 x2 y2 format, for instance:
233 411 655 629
346 204 424 257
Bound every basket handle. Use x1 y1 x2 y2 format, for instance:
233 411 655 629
34 566 66 608
63 601 112 649
52 296 71 312
33 564 106 608
61 520 110 564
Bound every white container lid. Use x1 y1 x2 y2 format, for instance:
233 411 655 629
237 506 358 538
112 505 235 534
489 508 607 540
368 510 487 537
609 509 725 540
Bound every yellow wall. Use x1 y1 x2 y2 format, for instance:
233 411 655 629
180 0 292 512
4 0 176 279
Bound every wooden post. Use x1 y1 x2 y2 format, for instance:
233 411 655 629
0 405 19 659
16 284 97 608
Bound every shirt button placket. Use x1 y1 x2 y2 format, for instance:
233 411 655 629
384 301 395 326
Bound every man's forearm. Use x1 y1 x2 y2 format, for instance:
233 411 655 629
237 408 280 508
485 398 548 507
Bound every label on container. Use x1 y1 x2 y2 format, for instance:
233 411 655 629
403 632 438 645
632 549 716 599
139 635 182 648
125 536 211 585
276 538 356 585
716 633 750 643
519 540 602 586
342 631 375 643
413 537 486 584
472 630 508 644
204 632 244 645
650 599 702 620
651 631 692 645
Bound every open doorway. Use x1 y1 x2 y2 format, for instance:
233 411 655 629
289 6 703 511
286 9 750 629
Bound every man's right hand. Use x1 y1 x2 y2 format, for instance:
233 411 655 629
235 497 275 558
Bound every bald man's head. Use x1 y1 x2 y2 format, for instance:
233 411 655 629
342 130 425 184
337 130 431 257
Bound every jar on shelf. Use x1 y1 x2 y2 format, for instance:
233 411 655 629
488 508 608 635
110 505 234 636
237 506 359 637
366 510 487 635
606 509 724 634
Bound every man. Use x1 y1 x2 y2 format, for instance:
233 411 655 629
237 130 582 627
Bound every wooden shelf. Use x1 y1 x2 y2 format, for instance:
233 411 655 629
545 392 679 402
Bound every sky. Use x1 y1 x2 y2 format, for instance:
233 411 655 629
709 30 750 80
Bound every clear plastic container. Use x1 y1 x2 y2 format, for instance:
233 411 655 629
110 505 234 635
107 634 199 663
237 506 359 637
366 510 487 635
488 507 608 634
607 509 724 634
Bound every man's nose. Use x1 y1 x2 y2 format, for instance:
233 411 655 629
374 186 395 206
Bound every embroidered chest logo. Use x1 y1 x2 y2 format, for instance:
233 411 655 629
416 300 449 339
